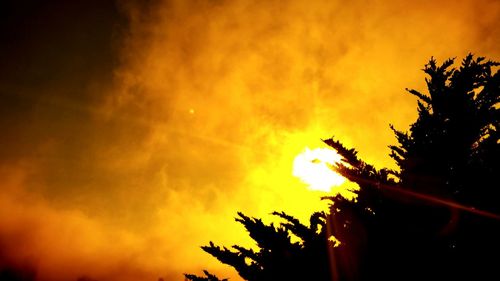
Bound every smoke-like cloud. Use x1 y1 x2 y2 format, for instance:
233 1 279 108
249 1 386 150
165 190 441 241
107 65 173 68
0 0 499 280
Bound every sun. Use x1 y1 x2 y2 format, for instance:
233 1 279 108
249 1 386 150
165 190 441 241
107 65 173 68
292 147 346 192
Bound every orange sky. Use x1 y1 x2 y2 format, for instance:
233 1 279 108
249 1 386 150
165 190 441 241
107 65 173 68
1 0 499 280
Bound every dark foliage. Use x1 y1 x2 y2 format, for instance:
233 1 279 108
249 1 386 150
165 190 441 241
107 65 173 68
184 270 228 281
185 211 334 281
185 55 500 281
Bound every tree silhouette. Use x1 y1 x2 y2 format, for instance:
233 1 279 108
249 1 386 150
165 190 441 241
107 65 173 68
185 211 334 281
185 55 500 281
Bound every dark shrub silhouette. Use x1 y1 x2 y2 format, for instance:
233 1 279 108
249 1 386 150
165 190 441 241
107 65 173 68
185 55 500 281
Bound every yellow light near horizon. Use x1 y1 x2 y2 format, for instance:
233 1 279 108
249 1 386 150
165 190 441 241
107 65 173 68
292 148 346 192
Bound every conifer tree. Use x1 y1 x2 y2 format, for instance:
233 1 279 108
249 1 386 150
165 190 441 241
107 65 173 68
185 55 500 281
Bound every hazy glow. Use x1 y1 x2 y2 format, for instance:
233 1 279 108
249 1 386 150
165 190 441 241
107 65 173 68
0 0 499 280
293 148 345 192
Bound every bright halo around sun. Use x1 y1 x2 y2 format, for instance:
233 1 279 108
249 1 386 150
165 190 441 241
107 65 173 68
293 147 346 192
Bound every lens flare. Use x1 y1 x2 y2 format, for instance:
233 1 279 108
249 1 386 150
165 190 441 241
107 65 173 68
293 148 346 192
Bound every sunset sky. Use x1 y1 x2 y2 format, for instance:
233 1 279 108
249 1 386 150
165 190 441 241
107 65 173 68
1 1 499 280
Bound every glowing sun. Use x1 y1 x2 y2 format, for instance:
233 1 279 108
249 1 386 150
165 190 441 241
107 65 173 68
293 147 346 192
